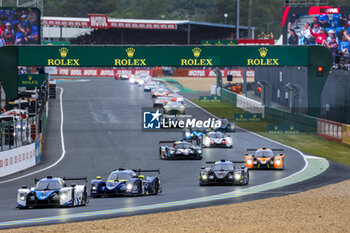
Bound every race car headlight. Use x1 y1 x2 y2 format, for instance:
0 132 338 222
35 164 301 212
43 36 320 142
246 158 253 165
126 183 133 191
234 172 241 180
139 80 144 85
59 190 69 200
197 150 202 154
275 158 282 165
19 192 27 201
201 174 208 180
185 132 191 138
91 186 97 190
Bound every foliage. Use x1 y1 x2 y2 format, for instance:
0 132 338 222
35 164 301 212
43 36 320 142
43 0 350 38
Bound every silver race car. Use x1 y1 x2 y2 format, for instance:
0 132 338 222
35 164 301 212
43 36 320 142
201 131 233 148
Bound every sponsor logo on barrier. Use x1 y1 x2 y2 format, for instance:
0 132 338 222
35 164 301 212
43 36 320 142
48 48 80 66
234 113 262 121
199 96 222 103
247 47 279 66
267 124 300 134
180 47 213 66
115 47 147 66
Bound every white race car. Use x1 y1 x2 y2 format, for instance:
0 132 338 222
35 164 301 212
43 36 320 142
17 176 88 208
202 131 233 148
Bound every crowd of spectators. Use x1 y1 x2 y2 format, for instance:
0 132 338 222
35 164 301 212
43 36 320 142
0 8 39 46
288 12 350 70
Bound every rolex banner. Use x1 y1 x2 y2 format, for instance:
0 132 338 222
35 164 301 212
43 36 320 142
18 46 309 67
18 74 47 88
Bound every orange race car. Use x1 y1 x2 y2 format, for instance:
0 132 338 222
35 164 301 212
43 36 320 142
244 148 285 169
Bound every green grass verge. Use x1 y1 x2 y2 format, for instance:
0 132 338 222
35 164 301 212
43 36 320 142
192 99 350 166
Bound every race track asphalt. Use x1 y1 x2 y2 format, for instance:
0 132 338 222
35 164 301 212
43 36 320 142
0 77 348 229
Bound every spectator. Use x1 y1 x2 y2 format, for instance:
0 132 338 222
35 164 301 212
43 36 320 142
326 29 338 44
0 21 4 36
288 13 300 30
311 16 320 28
300 23 311 44
4 22 14 44
18 15 30 34
310 27 327 45
288 29 298 45
325 36 339 56
319 14 331 28
309 23 320 44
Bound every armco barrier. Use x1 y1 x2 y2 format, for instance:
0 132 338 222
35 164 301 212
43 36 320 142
236 94 264 117
221 88 237 106
342 124 350 145
317 119 343 142
265 106 317 134
0 142 36 177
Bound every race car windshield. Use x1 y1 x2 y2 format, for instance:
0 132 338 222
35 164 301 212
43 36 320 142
157 97 170 100
212 164 234 171
35 180 63 190
166 102 181 107
255 150 274 157
208 132 223 138
108 172 133 181
220 119 229 126
175 143 191 149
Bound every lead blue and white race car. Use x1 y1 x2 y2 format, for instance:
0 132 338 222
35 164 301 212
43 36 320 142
17 176 88 208
90 168 161 197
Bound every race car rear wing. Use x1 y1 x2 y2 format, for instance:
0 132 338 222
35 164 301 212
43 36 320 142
133 169 160 175
246 149 284 154
206 160 246 164
63 177 88 182
159 139 198 145
34 176 88 184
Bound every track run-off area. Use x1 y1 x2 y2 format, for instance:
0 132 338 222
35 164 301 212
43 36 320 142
0 77 330 229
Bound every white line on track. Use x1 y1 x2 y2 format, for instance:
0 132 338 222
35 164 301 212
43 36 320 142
0 87 66 184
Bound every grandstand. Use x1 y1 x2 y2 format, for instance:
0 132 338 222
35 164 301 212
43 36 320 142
42 16 254 45
283 6 350 70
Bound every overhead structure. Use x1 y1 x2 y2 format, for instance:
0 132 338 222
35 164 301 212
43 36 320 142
0 45 333 117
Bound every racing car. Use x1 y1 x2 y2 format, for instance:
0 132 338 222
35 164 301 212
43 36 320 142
244 148 285 169
153 96 171 108
199 160 249 186
182 127 211 140
144 81 158 92
90 169 161 197
167 93 184 103
163 101 185 115
201 131 233 148
151 87 170 98
159 140 202 160
17 176 88 208
215 118 236 132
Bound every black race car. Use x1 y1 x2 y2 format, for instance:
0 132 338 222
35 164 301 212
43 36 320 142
199 160 249 185
159 140 203 160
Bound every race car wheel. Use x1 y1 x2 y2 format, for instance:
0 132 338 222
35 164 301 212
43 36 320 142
71 189 75 207
153 178 160 195
82 187 87 206
196 155 203 160
245 173 250 185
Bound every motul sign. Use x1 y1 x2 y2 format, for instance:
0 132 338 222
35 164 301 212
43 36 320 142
89 14 109 29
